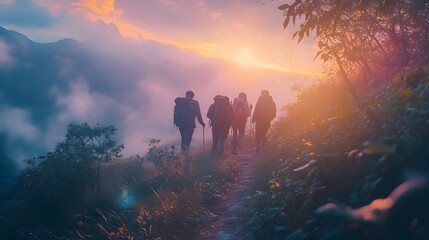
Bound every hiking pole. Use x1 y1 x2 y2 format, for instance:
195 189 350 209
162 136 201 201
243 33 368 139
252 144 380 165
249 104 253 137
203 126 205 152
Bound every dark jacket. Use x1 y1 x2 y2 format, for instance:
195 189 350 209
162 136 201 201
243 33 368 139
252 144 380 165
175 97 204 128
207 95 235 128
252 94 276 123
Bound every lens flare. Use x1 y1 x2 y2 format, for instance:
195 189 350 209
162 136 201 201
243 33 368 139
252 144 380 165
117 186 136 209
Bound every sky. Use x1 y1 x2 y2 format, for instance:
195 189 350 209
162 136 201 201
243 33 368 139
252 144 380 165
0 0 321 74
0 0 322 174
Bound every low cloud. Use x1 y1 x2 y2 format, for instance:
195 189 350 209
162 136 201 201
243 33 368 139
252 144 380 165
0 0 320 198
1 18 318 174
0 106 41 168
0 39 12 64
0 107 40 141
0 24 316 163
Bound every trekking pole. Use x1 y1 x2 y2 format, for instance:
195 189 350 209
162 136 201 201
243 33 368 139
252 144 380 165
203 126 205 152
249 104 253 137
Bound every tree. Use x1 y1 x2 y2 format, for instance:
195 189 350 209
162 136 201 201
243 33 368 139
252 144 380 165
279 0 429 82
22 122 123 212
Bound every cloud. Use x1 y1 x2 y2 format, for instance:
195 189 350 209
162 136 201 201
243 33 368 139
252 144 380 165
0 106 40 141
0 0 321 197
0 0 319 166
0 39 12 64
74 0 116 15
0 105 42 172
21 0 322 74
0 0 54 27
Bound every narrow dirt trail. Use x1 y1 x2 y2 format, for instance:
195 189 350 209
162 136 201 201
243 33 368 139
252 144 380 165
196 148 259 240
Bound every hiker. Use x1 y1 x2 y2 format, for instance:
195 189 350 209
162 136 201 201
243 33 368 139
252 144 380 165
231 92 250 154
207 95 234 158
252 89 276 153
174 90 205 153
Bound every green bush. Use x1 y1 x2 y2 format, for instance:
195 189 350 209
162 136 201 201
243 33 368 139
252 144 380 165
244 66 429 239
0 123 239 239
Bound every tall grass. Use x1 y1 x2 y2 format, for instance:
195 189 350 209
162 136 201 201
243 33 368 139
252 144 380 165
0 131 239 239
243 66 429 239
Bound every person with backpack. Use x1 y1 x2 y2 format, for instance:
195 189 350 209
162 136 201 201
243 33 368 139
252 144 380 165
207 95 234 158
174 90 205 153
231 92 250 154
252 89 276 153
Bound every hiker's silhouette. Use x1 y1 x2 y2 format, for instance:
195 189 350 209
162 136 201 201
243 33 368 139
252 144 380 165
231 92 250 154
174 90 205 153
207 95 234 158
252 89 276 153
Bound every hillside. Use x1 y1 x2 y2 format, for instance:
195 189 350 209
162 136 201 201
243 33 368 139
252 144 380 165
1 0 428 239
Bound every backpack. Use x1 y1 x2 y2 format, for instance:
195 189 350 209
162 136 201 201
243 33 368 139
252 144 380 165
212 96 233 127
234 102 247 122
174 97 193 127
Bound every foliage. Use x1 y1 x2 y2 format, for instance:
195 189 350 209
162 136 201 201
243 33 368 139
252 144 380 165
139 140 238 238
0 124 239 239
244 66 429 239
279 0 429 82
241 2 429 238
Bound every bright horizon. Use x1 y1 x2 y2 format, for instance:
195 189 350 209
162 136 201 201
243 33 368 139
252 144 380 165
0 0 322 76
0 0 322 159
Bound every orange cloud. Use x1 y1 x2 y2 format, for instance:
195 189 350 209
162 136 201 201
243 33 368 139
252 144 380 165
169 41 219 58
37 0 321 76
69 0 156 39
75 0 115 14
61 0 219 57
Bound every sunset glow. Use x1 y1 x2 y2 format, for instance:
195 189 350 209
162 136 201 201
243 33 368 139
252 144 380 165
33 0 322 75
1 1 428 239
0 0 322 158
234 47 257 67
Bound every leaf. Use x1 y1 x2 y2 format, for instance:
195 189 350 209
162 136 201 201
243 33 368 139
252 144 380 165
298 31 305 43
321 53 330 62
292 31 299 39
347 149 360 159
364 144 392 155
315 203 349 219
293 160 317 172
293 162 311 172
313 50 323 61
287 6 296 17
398 88 413 98
283 17 290 29
278 4 290 10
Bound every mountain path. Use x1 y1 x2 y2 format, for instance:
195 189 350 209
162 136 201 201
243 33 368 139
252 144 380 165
196 148 259 240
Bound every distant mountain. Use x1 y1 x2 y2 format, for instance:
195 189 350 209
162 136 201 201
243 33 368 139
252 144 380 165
0 26 127 196
0 24 163 197
0 26 86 127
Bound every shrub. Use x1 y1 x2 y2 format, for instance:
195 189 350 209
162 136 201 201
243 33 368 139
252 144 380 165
244 66 429 239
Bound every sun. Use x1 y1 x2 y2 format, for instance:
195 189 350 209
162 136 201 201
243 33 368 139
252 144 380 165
232 47 285 72
233 47 258 68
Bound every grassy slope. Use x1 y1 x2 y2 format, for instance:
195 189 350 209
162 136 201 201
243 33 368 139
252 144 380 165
243 66 429 240
0 136 239 239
